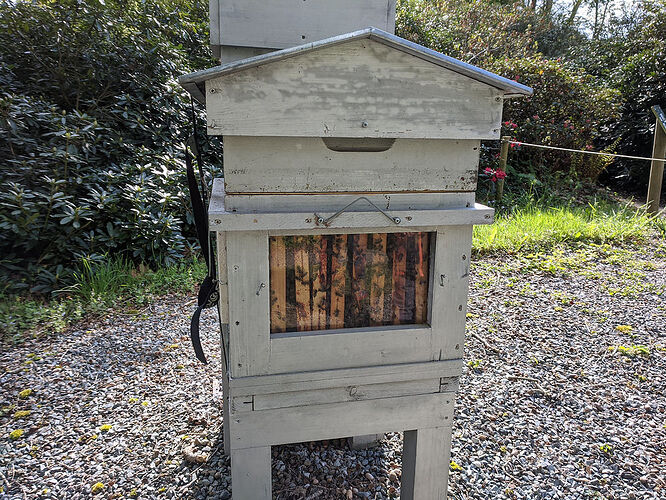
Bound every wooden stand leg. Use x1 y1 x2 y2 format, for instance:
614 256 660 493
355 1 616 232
222 384 231 457
349 434 382 450
401 427 452 500
219 324 231 457
231 446 272 499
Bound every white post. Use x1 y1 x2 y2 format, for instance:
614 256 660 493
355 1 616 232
401 427 452 500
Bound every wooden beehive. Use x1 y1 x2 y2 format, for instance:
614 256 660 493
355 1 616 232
209 0 396 62
180 27 531 499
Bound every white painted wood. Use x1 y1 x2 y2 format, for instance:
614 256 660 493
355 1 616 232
215 229 231 455
209 0 219 47
430 226 474 361
401 426 452 500
228 392 455 449
230 445 272 499
266 226 444 237
268 325 433 374
209 205 493 232
229 359 462 395
205 39 504 139
214 0 396 49
221 371 231 456
183 29 533 100
224 191 476 214
249 378 441 410
223 137 480 193
226 231 271 377
215 231 229 324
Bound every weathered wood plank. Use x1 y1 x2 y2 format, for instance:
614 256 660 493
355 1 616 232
230 446 272 499
209 204 494 232
208 0 219 47
401 427 453 500
205 39 503 139
226 231 270 377
268 324 434 373
228 392 455 449
229 359 462 396
223 191 476 214
223 137 480 193
215 0 396 49
215 231 229 326
251 378 441 411
430 226 474 361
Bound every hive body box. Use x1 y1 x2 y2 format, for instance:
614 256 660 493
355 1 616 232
209 0 396 62
180 28 531 499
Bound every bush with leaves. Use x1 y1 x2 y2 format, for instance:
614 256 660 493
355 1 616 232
486 56 620 179
397 0 621 182
0 0 220 293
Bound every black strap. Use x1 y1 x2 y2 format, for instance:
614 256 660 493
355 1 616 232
185 100 219 364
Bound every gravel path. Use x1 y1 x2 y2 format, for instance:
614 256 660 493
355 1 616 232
1 239 665 499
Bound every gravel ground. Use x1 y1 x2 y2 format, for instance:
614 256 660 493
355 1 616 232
1 239 665 499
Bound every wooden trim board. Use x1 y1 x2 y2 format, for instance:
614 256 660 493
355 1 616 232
209 205 493 231
205 39 503 139
229 359 462 395
228 392 455 449
223 136 480 193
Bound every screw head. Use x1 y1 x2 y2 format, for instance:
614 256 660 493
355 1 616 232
316 217 325 224
361 121 368 128
393 217 401 224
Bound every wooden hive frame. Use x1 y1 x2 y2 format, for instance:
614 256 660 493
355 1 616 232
210 180 492 498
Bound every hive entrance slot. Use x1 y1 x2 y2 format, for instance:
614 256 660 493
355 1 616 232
321 137 395 153
269 232 431 334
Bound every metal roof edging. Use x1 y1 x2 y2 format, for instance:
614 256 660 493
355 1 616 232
178 27 532 99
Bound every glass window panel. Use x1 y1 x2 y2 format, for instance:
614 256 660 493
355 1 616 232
269 232 431 333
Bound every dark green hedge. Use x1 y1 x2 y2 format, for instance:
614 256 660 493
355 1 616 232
0 0 220 293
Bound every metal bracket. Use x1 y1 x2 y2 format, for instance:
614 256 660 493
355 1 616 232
314 197 402 227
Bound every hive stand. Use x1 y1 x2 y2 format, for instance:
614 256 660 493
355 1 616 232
210 179 483 498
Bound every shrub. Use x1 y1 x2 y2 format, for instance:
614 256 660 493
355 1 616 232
396 0 621 183
485 56 620 179
396 0 542 62
0 0 220 293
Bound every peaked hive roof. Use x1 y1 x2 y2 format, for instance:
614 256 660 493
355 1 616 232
179 27 532 103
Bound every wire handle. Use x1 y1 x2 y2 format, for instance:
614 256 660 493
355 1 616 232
314 196 402 227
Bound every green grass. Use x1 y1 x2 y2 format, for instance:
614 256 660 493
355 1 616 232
2 184 662 344
0 258 207 344
473 200 659 254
